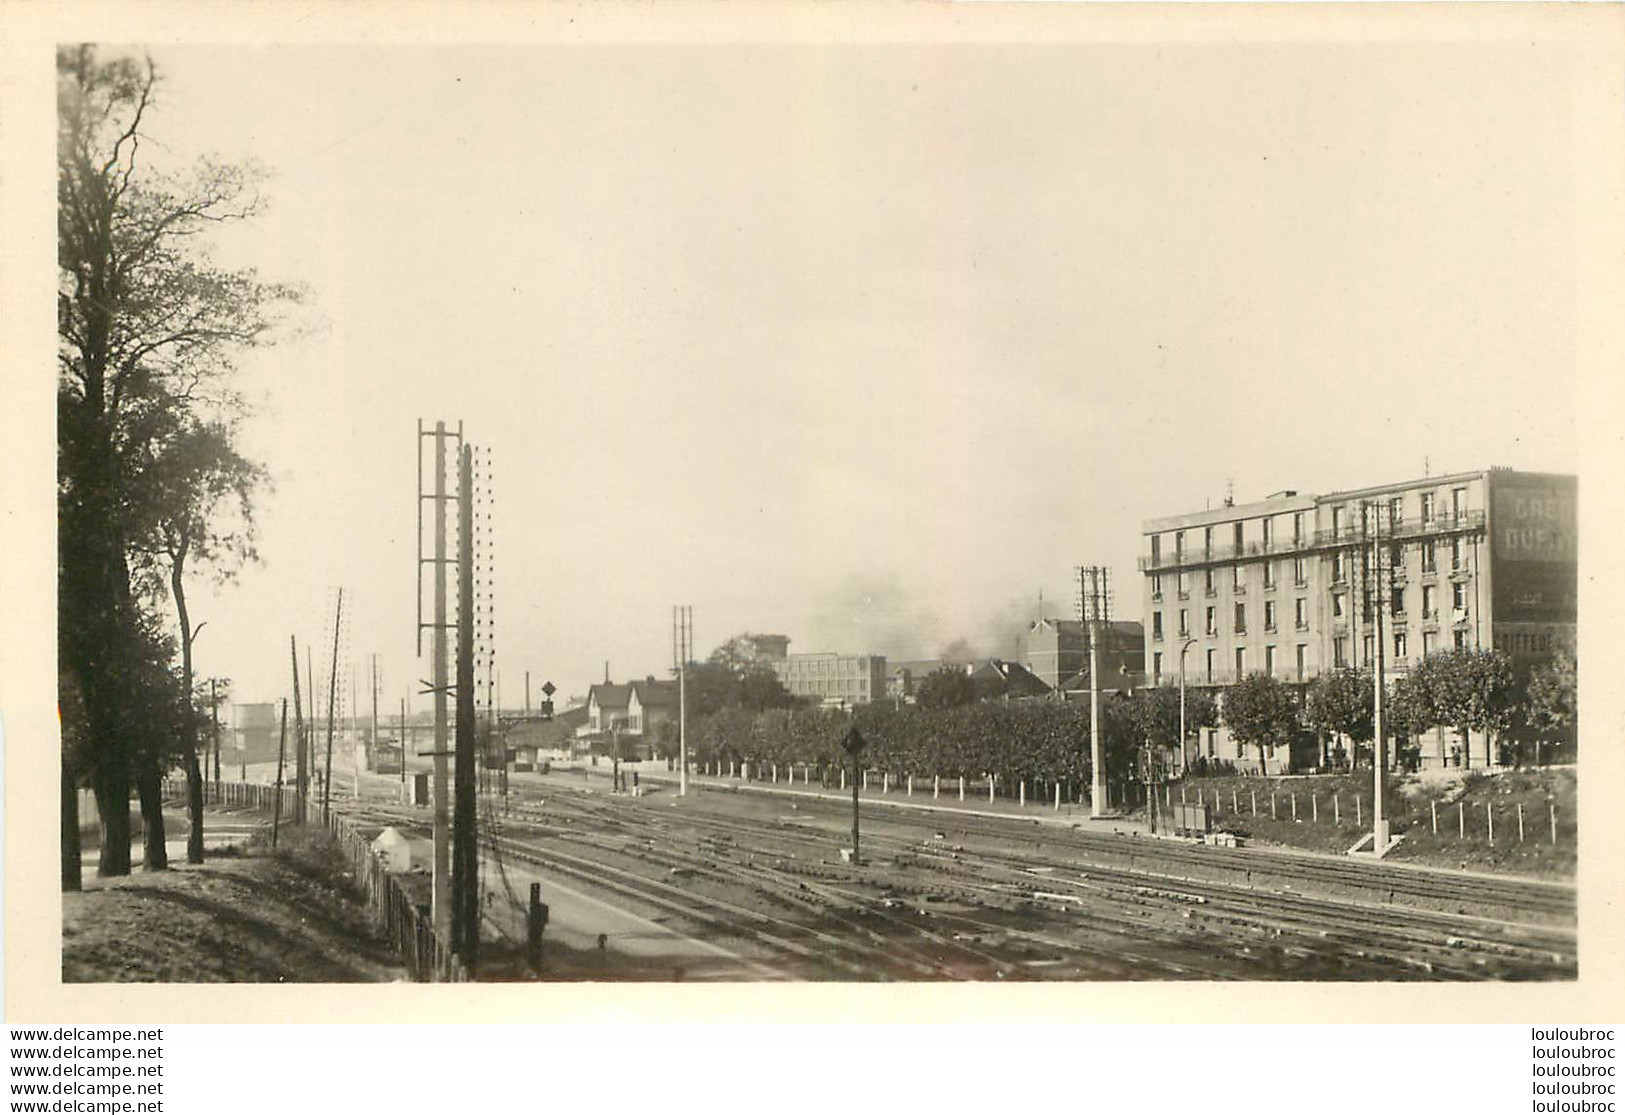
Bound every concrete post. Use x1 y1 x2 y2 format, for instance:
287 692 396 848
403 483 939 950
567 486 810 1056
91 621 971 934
1250 790 1256 816
1487 803 1494 846
988 774 995 804
1291 794 1297 821
1431 799 1438 834
959 776 965 802
907 774 914 796
1019 781 1026 808
1055 783 1062 811
1518 802 1524 843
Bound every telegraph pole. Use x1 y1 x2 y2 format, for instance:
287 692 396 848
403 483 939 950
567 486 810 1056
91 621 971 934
272 699 288 849
370 654 379 789
290 636 306 825
210 678 221 783
1369 502 1391 855
417 420 457 939
673 605 692 795
1079 566 1111 816
322 588 343 823
453 441 480 970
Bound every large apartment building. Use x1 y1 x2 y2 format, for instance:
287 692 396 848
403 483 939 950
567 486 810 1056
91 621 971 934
772 652 888 708
1140 467 1575 770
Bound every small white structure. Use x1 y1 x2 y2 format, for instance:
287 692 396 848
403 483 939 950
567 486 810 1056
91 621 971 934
371 826 414 874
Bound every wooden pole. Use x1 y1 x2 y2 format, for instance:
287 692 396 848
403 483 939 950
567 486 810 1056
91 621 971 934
322 588 344 824
290 636 307 825
272 699 288 850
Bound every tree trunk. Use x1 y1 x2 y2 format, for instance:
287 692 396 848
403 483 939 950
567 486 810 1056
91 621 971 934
93 759 132 877
135 759 167 870
1459 727 1471 769
172 556 205 864
62 758 82 892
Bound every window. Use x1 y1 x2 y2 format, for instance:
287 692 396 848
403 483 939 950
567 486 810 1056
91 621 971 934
1293 511 1305 542
1264 600 1277 632
1178 571 1190 598
1332 505 1345 533
1295 597 1308 629
1359 503 1372 535
1388 496 1403 527
1151 535 1162 563
1233 564 1245 591
1420 491 1436 522
1452 487 1467 518
1152 573 1163 601
1205 648 1216 683
1332 592 1346 618
1390 585 1405 615
1234 602 1247 633
1179 609 1189 637
1393 631 1408 660
1389 542 1405 570
1362 634 1374 665
1293 556 1307 585
1203 526 1214 555
1233 521 1244 550
1235 647 1246 677
1453 628 1468 650
1422 631 1436 657
1262 518 1273 546
1205 606 1217 636
1422 541 1437 572
1205 568 1217 596
1295 644 1307 681
1421 584 1436 619
1265 645 1277 676
1175 530 1186 559
1152 611 1163 640
1334 637 1348 666
1451 537 1463 571
1263 561 1276 588
1452 581 1468 610
1332 552 1347 582
1153 651 1163 684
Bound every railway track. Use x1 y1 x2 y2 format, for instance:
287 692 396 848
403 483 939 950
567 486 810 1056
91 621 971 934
328 778 1575 981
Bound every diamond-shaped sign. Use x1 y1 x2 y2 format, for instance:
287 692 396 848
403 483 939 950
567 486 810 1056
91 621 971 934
541 680 556 697
841 726 867 756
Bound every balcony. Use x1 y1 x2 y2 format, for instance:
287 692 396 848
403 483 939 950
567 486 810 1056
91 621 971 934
1310 509 1484 549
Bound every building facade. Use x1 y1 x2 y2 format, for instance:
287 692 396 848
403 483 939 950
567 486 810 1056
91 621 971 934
1140 468 1575 771
772 652 888 707
1021 618 1145 691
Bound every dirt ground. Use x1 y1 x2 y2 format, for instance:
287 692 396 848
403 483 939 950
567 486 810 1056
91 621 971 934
62 831 407 983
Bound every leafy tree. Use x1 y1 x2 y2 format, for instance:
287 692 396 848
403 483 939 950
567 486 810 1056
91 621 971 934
1304 667 1373 768
1222 673 1300 774
1422 648 1516 768
58 46 300 883
1524 650 1577 763
737 665 796 712
129 418 265 862
915 666 977 711
1387 670 1437 765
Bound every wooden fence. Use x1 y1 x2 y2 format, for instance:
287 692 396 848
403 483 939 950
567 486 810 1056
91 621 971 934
160 778 465 982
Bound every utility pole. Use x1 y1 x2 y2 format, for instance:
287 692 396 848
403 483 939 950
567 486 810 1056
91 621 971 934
290 636 306 825
399 698 407 786
1079 566 1111 816
452 441 480 971
418 420 457 938
272 698 288 849
371 654 380 780
306 647 316 798
210 678 221 783
673 605 692 795
1369 502 1391 855
322 588 343 823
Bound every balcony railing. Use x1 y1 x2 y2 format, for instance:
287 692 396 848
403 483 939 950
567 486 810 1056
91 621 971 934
1140 509 1485 572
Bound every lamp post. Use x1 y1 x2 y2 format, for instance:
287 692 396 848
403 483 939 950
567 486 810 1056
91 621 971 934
1178 636 1199 776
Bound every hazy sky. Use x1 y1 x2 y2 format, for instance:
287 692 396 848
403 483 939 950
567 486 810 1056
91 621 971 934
125 40 1580 710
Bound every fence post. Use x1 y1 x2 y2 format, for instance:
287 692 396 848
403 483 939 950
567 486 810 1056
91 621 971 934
1271 794 1277 819
1231 790 1238 813
1487 804 1494 846
1459 801 1465 839
934 775 940 800
988 774 995 804
1250 790 1256 816
1055 782 1062 811
908 774 914 796
1431 799 1438 835
1019 781 1026 808
959 775 965 802
1551 804 1557 846
1518 802 1525 843
1312 795 1318 823
1355 796 1361 826
1291 793 1297 821
1334 794 1340 824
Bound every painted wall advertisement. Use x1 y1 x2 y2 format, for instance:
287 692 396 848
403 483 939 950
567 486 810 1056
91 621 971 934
1491 478 1577 625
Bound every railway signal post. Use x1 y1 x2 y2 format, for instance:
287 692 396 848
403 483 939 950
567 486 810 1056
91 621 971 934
842 726 866 866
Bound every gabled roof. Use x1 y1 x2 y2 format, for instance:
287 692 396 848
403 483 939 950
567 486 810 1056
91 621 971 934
587 683 632 710
968 658 1052 699
630 678 678 708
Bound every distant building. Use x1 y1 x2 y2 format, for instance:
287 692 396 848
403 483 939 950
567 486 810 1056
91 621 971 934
772 653 887 707
966 658 1052 701
743 634 790 661
231 703 278 763
579 677 679 760
1021 618 1145 691
1140 467 1576 771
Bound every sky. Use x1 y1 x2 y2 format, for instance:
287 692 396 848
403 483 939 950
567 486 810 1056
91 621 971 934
111 39 1582 712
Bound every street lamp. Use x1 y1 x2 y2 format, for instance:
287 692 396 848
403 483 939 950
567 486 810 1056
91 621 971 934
1178 637 1199 776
